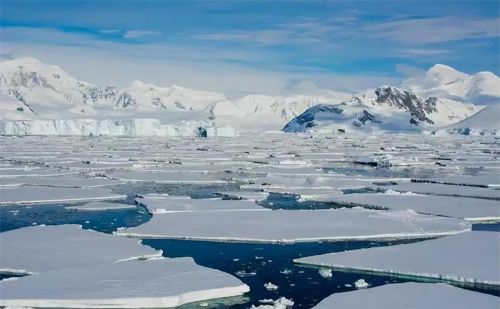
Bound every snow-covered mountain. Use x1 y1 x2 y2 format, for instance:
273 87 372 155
283 85 480 134
0 57 498 136
404 64 500 105
433 105 500 136
0 57 233 136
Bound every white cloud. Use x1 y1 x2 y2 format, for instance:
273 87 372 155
368 16 500 45
123 30 161 39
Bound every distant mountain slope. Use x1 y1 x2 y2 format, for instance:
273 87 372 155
283 86 480 134
404 64 500 105
434 105 500 136
0 57 497 135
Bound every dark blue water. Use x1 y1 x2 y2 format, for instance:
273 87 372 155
143 239 411 308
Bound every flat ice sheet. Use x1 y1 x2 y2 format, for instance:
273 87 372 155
116 208 470 243
295 231 500 286
0 186 126 205
0 226 248 308
413 175 500 188
384 182 500 200
312 282 500 309
321 193 500 221
135 196 266 214
0 175 122 188
106 170 228 184
66 201 137 211
0 225 160 274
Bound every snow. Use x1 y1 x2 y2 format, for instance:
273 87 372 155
320 193 500 222
135 195 266 214
66 201 136 211
405 63 500 105
311 282 500 309
0 225 249 308
0 186 126 205
295 231 500 288
116 208 470 243
2 57 497 135
435 105 500 136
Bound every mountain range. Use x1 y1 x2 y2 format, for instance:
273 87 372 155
0 57 499 136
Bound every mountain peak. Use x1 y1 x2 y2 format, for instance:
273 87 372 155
426 64 468 84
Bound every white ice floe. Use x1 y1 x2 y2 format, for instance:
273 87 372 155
264 282 279 291
318 268 333 279
116 208 470 243
0 225 249 308
66 201 136 211
105 170 228 184
295 231 500 288
383 182 500 200
413 175 500 188
135 196 265 214
0 225 160 275
253 297 294 309
311 282 500 309
354 279 369 289
0 186 126 205
321 193 500 222
0 258 249 308
0 175 122 188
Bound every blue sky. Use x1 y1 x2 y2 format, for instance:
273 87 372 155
1 0 499 95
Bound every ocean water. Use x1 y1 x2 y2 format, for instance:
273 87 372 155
1 182 498 308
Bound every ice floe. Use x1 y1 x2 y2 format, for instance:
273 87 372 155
295 231 499 289
135 195 266 214
116 208 470 243
383 182 500 200
66 201 136 211
311 282 500 309
0 225 249 308
320 193 500 222
0 186 126 205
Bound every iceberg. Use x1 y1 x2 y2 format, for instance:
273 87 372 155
383 182 500 200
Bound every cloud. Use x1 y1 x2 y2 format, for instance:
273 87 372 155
123 30 161 39
368 16 500 45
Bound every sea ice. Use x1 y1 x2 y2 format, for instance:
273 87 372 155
116 208 470 243
135 195 266 214
383 182 500 200
66 201 137 211
311 282 499 309
295 231 499 288
320 193 500 222
0 225 249 308
0 186 126 205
